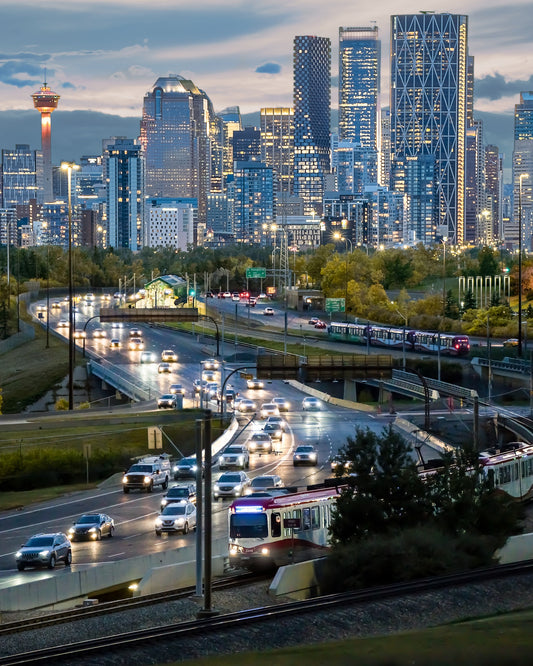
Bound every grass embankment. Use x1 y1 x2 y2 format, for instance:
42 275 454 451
176 610 533 666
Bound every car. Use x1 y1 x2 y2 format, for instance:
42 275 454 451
51 301 61 310
160 484 196 510
109 338 121 349
220 388 236 405
262 422 283 440
308 317 319 325
140 350 155 363
202 370 216 382
503 338 519 348
193 379 208 393
237 398 257 413
232 292 240 301
247 431 273 453
15 533 72 571
247 377 264 390
205 291 214 298
205 382 219 399
158 394 178 409
173 456 204 479
272 397 290 412
158 362 172 374
213 471 251 499
202 358 220 370
293 444 319 466
223 291 231 299
129 337 144 351
122 455 171 493
155 502 197 535
169 383 186 395
302 396 322 411
161 350 178 362
111 322 123 329
68 513 115 541
244 475 283 495
260 403 280 419
101 293 112 302
57 319 69 328
266 415 287 431
314 320 327 329
129 328 143 337
92 328 107 339
244 299 256 308
72 330 86 340
219 444 250 469
263 307 275 316
330 456 354 474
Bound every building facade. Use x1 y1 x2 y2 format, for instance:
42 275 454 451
146 199 196 250
260 108 294 195
512 93 533 249
390 13 468 245
1 145 41 208
231 161 274 244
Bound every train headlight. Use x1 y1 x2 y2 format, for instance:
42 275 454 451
261 547 270 556
229 545 238 555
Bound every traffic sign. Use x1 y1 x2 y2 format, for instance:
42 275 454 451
246 267 267 279
325 298 345 313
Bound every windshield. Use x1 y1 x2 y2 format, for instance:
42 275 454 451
251 477 274 488
253 434 270 441
230 513 268 539
161 505 186 516
77 515 99 524
179 458 194 466
296 446 313 453
26 537 54 547
168 488 189 498
224 447 242 454
128 465 152 473
219 474 241 483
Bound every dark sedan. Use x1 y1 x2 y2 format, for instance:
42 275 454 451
68 514 115 541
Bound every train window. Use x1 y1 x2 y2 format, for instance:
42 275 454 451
311 506 320 529
292 509 301 532
302 507 311 530
230 513 267 539
271 512 281 538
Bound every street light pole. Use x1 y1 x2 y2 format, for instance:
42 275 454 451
61 161 79 411
441 237 448 317
518 173 529 358
333 232 352 322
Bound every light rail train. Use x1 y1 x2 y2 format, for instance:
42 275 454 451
328 321 470 356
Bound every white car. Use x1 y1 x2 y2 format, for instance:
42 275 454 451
161 350 178 362
263 307 275 316
109 339 121 349
237 399 257 413
158 362 172 374
155 502 197 535
260 403 280 419
302 397 322 411
293 444 318 466
247 378 264 390
128 337 144 351
157 394 177 409
169 384 186 395
202 358 220 370
92 328 107 339
213 472 251 499
202 370 216 382
245 475 284 495
219 445 250 470
272 397 290 412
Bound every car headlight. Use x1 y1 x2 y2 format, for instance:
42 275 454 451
238 456 244 463
39 550 50 557
191 465 198 472
161 499 168 506
68 528 74 535
173 466 178 472
214 484 220 491
174 519 185 526
122 476 128 483
88 527 96 533
155 518 162 526
15 551 22 559
144 476 151 484
219 457 225 464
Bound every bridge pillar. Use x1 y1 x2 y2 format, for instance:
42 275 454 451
343 379 357 402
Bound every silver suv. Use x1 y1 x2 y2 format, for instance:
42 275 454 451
122 455 171 493
16 533 72 571
219 445 250 470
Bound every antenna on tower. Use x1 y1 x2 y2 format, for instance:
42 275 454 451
43 67 47 86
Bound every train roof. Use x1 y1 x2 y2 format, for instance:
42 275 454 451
479 443 533 467
229 485 343 512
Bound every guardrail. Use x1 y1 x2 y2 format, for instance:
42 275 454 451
472 356 531 375
393 369 478 400
88 358 153 401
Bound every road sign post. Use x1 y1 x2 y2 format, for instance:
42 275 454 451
325 298 345 314
245 267 267 279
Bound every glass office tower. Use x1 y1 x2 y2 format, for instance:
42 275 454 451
260 108 294 195
390 13 468 245
293 36 331 216
1 145 40 207
512 93 533 249
338 26 380 149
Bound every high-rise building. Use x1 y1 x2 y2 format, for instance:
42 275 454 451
512 93 533 249
146 198 196 250
338 26 380 149
218 106 242 186
1 145 40 208
485 145 503 240
102 137 145 251
232 128 261 163
260 108 294 194
390 13 469 245
380 108 391 187
331 138 378 195
31 81 60 204
293 35 331 216
231 161 274 244
140 76 213 223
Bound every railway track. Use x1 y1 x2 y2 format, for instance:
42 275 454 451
2 560 533 666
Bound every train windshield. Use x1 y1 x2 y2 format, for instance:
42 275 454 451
230 513 268 538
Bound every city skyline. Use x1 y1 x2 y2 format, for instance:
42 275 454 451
0 0 531 120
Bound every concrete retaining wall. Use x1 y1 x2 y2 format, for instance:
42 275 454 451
269 558 328 600
286 379 375 413
497 533 533 564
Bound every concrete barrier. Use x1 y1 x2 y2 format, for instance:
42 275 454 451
496 533 533 564
286 379 375 413
0 537 228 612
269 558 327 600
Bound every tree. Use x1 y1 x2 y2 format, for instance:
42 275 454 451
477 247 500 277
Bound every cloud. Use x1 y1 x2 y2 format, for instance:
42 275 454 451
475 72 533 101
0 61 49 88
255 62 281 75
61 82 76 89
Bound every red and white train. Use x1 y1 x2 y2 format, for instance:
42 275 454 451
228 443 533 571
228 486 342 570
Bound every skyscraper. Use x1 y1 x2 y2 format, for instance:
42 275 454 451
31 81 60 204
1 145 40 207
140 76 213 223
260 108 294 194
338 26 380 149
102 137 145 251
485 145 503 240
231 161 274 244
218 106 242 186
512 92 533 248
390 13 468 245
293 35 331 216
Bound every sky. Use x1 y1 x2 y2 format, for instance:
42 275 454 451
0 0 532 166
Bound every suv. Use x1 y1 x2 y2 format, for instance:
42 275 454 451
160 484 196 510
122 455 171 493
218 444 250 469
16 533 72 570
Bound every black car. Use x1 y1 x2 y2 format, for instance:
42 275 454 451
173 456 204 479
16 533 72 571
160 484 197 510
68 514 115 541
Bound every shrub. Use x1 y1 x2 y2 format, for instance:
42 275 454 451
55 398 69 411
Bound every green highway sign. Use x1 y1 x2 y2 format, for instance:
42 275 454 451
325 298 345 313
246 267 267 279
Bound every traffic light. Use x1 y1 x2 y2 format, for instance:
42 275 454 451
189 288 196 297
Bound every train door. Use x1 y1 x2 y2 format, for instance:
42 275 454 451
271 512 281 538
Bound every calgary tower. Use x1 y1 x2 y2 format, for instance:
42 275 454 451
32 79 60 203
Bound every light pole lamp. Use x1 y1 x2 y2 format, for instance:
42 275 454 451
333 232 352 321
518 173 529 358
61 161 80 410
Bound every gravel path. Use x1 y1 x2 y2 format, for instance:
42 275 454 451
2 573 533 664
